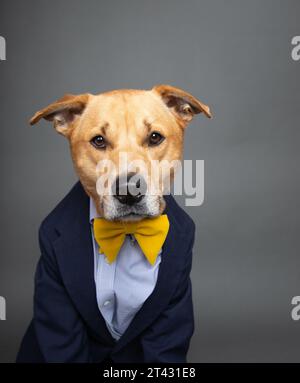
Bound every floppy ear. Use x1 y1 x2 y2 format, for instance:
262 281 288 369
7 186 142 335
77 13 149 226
152 84 212 126
29 93 90 136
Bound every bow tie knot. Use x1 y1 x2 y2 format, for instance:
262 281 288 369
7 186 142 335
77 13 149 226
123 222 138 235
93 215 170 266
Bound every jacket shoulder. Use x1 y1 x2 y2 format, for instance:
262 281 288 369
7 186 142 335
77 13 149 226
39 182 86 239
164 195 196 237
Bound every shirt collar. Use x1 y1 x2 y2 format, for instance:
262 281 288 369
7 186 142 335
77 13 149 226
89 197 99 223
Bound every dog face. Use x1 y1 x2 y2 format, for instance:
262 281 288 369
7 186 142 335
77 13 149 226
30 85 211 221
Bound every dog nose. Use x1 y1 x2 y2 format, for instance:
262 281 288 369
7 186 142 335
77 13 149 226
113 172 147 205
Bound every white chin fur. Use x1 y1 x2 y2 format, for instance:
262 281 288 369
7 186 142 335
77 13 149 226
102 194 161 221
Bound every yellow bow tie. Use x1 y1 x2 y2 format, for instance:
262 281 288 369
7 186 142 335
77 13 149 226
93 215 170 266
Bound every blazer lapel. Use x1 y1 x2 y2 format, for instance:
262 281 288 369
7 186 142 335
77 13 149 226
52 184 115 346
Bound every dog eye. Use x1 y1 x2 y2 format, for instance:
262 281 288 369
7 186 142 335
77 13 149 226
148 132 165 147
90 135 106 149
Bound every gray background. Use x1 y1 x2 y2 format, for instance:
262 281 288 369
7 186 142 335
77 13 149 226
0 0 299 363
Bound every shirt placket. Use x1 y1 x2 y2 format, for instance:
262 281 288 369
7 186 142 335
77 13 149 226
96 248 116 325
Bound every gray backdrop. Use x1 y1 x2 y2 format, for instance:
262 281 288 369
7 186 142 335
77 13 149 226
0 0 299 363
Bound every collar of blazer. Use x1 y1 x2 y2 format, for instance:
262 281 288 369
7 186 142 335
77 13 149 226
52 182 192 352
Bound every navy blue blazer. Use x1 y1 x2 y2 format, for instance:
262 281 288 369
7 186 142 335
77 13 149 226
16 182 195 363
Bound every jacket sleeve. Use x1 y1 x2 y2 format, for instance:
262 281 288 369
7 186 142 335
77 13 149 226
141 223 195 363
33 224 91 362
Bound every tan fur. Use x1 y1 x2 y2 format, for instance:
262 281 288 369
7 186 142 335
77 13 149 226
30 85 211 219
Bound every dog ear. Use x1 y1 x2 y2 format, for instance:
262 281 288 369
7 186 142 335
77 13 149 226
152 84 212 126
29 93 90 136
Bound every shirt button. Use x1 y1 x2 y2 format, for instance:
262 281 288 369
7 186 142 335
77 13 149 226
103 300 111 307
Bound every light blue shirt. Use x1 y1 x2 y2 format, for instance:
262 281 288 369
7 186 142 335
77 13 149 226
89 198 162 340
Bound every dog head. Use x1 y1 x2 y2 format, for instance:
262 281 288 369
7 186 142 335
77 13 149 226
30 85 211 221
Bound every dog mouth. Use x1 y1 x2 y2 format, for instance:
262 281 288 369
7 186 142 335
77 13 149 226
102 194 163 221
112 206 157 221
115 212 148 222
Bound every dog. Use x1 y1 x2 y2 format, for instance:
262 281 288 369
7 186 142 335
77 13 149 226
16 85 211 363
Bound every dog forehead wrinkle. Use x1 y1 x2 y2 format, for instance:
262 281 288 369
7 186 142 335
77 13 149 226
100 122 109 136
143 119 152 133
122 93 130 137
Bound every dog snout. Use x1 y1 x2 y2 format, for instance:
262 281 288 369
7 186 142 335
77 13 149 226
113 172 147 206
